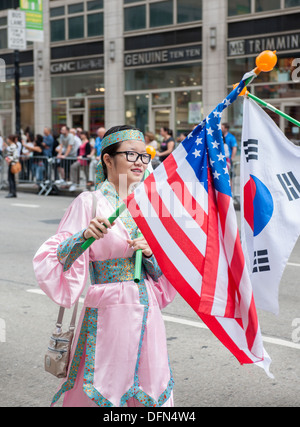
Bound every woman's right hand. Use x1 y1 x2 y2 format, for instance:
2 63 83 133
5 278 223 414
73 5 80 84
83 217 114 240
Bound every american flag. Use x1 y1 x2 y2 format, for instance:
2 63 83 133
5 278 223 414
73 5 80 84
126 77 272 375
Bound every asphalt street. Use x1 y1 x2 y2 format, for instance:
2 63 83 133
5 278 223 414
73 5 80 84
0 190 299 407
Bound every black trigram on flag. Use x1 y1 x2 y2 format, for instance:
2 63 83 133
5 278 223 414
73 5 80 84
277 171 300 201
253 249 270 273
243 139 258 162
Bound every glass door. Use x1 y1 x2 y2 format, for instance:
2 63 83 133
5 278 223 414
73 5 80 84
70 111 84 129
0 111 13 138
152 107 172 139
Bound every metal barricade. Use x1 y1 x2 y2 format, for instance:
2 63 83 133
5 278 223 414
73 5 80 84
0 154 7 190
17 155 92 196
231 161 240 209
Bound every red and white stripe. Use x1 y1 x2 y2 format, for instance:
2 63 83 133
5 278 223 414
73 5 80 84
126 144 272 375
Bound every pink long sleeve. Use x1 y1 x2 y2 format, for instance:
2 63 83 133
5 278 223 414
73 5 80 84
33 192 93 308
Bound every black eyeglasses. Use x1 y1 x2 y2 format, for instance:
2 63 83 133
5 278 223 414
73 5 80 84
114 151 151 164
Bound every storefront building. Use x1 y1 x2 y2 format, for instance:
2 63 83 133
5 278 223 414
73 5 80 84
227 0 300 144
0 0 299 142
0 0 34 137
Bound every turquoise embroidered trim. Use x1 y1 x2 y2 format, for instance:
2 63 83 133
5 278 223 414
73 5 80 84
50 307 113 407
57 230 86 272
101 129 144 152
50 291 174 407
99 180 139 239
142 255 163 282
83 308 113 406
89 256 146 285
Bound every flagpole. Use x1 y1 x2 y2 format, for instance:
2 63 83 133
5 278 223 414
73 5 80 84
81 203 127 251
246 91 300 128
134 168 151 283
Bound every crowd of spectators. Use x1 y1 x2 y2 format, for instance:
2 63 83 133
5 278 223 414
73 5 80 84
1 122 237 196
0 125 107 193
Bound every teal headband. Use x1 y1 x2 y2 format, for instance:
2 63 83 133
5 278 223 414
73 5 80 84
96 129 145 187
101 129 145 152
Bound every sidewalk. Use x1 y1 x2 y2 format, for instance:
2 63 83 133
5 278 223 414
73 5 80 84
1 181 86 198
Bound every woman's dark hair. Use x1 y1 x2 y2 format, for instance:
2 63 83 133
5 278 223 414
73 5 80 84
161 127 173 137
101 125 141 178
80 130 89 139
35 134 43 146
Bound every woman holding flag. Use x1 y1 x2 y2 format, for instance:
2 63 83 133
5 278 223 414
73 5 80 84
33 125 176 407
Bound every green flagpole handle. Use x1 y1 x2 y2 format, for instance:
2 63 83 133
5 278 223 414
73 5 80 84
246 91 300 128
134 232 143 283
81 202 127 251
133 168 151 283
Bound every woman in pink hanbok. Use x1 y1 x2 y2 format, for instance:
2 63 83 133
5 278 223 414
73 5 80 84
33 126 176 407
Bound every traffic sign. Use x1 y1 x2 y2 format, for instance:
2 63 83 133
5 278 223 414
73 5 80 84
7 10 26 51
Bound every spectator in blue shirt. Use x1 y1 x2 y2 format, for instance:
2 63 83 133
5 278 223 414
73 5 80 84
42 127 54 157
221 123 237 163
87 126 106 188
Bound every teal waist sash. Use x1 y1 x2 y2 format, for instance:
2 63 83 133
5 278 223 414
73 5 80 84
89 256 147 285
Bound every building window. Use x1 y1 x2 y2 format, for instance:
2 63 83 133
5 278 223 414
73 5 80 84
52 100 67 136
68 3 84 14
88 98 105 135
51 19 65 42
150 1 173 28
68 16 84 39
125 63 202 91
175 90 203 132
177 0 202 23
255 0 281 12
285 0 300 6
50 6 65 18
0 28 7 49
124 5 146 31
125 94 149 134
87 0 104 10
228 0 251 16
0 0 18 11
51 73 104 98
124 0 202 31
88 13 103 37
50 1 104 42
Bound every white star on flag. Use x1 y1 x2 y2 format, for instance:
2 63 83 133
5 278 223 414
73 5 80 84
193 149 201 158
211 140 219 149
207 128 213 136
196 137 203 145
213 170 221 180
217 153 226 162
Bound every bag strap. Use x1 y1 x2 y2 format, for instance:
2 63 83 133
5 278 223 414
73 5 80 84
56 192 98 330
56 303 78 331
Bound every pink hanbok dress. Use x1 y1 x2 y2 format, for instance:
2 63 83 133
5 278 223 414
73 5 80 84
33 180 176 407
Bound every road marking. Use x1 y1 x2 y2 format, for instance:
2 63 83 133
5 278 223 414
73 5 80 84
27 289 300 350
287 262 300 267
27 288 85 303
11 203 40 208
162 315 300 350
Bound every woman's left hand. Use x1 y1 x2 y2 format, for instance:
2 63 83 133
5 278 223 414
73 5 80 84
127 235 153 258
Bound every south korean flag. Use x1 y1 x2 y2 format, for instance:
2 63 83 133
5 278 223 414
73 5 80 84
241 98 300 315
